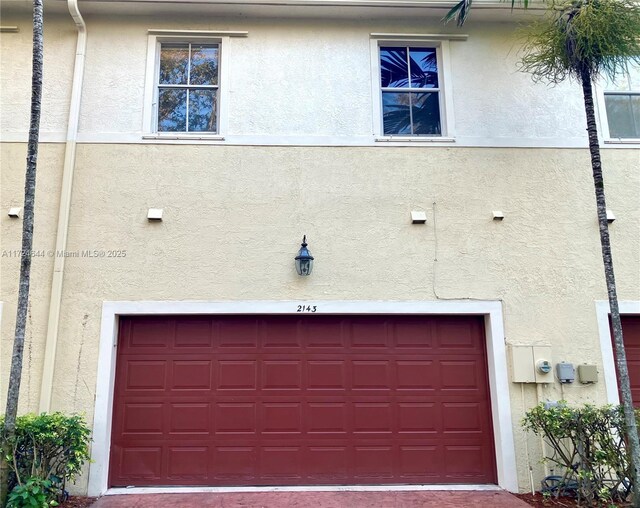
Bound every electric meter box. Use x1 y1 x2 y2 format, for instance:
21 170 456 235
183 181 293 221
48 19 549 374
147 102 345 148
509 345 552 383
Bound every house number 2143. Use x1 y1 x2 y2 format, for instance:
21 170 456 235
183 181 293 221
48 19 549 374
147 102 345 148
296 305 317 313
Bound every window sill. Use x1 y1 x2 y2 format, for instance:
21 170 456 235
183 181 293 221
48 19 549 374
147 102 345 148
603 138 640 144
375 136 455 143
142 134 225 141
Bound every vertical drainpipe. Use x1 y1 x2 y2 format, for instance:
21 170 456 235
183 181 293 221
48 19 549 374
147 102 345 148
38 0 86 412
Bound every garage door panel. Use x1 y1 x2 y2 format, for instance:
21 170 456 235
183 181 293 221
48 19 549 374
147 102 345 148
261 447 302 478
167 447 209 479
263 361 302 390
354 447 394 477
124 361 167 391
169 403 211 434
307 403 348 434
215 403 256 434
118 446 163 480
435 319 481 350
110 315 496 486
353 403 393 434
307 447 349 478
121 403 164 435
307 360 346 390
217 360 257 390
127 319 172 350
397 360 437 390
171 360 212 390
217 319 260 348
262 403 302 434
175 318 213 348
304 319 346 348
398 402 439 434
352 361 392 390
350 320 390 348
442 403 485 434
399 445 440 476
393 319 434 348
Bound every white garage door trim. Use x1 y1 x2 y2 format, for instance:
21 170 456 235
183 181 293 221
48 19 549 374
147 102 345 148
88 300 517 496
596 300 640 404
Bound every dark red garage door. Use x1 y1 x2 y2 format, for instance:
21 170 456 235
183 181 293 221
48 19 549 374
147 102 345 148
619 316 640 408
109 315 496 486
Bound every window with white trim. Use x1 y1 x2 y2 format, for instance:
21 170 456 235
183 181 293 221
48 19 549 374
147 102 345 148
379 45 442 136
157 42 219 133
602 62 639 139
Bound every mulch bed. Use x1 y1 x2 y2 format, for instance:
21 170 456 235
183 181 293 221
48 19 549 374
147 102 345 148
61 497 98 508
515 493 580 507
515 493 632 507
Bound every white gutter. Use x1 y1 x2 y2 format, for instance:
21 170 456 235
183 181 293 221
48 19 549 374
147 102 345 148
39 0 87 412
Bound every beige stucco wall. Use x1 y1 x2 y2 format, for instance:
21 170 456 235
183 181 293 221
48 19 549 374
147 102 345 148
1 142 639 493
1 2 639 497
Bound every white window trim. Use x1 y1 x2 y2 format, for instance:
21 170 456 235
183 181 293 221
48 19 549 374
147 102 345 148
87 299 517 496
142 32 246 139
594 76 640 145
370 36 459 141
596 300 640 404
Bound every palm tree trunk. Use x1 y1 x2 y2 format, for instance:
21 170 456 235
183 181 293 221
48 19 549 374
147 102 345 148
580 69 640 508
0 0 44 505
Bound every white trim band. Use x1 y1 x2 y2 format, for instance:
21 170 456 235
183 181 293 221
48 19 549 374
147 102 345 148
370 32 468 41
148 29 248 37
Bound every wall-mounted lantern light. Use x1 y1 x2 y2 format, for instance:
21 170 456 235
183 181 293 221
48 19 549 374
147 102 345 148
295 235 314 276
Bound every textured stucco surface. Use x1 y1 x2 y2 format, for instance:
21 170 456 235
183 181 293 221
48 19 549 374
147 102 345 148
0 13 76 136
1 3 639 498
1 143 639 494
2 13 591 144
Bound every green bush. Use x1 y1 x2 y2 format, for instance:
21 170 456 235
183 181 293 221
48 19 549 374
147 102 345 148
1 413 91 505
523 403 640 507
6 477 58 508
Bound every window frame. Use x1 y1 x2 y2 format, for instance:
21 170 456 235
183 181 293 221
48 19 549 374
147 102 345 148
142 31 246 139
370 36 459 142
596 62 640 144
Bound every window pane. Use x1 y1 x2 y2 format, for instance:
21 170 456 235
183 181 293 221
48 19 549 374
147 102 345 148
605 94 640 138
158 88 187 131
188 89 217 132
409 48 438 88
411 92 441 135
380 47 408 88
382 92 411 134
159 44 189 85
190 45 219 86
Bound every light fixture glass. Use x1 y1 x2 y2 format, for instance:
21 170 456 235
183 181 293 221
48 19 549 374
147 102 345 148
295 235 314 276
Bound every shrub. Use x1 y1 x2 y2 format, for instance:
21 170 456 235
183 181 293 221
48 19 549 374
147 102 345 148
523 403 640 507
1 413 91 505
6 477 58 508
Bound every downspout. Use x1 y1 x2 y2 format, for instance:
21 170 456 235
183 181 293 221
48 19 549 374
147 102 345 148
38 0 86 412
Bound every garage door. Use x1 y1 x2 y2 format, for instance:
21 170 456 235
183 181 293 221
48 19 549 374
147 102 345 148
109 315 496 486
621 316 640 408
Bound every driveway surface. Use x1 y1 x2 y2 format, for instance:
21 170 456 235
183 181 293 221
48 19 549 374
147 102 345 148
91 490 530 507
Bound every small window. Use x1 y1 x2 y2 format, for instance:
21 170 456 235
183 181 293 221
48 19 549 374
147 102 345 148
379 46 442 136
157 42 219 133
603 62 639 139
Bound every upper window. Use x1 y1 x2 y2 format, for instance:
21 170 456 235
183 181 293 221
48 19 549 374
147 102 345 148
602 62 639 139
379 46 442 136
157 42 219 133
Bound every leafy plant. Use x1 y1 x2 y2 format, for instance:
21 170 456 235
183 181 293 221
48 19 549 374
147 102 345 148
6 477 58 508
0 413 91 503
523 403 639 506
